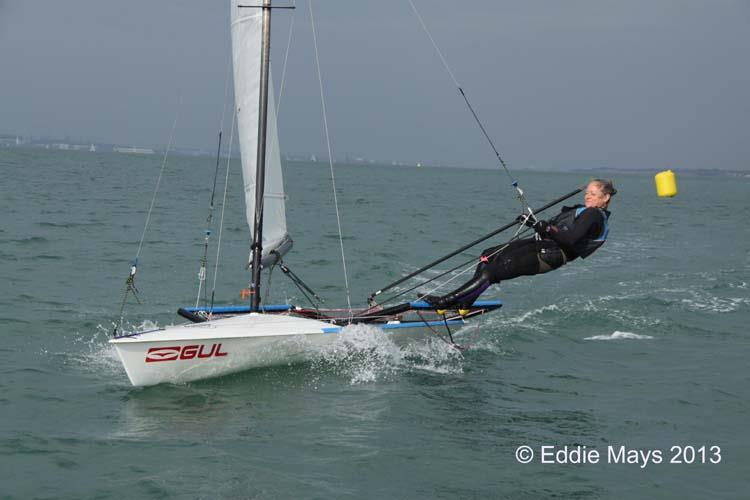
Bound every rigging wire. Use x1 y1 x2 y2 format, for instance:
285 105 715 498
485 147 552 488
309 0 353 315
406 0 531 212
275 0 297 117
195 132 223 308
209 111 238 315
114 97 182 335
370 224 529 311
412 223 528 301
271 5 327 311
135 97 182 261
377 226 535 306
262 0 296 198
196 54 235 308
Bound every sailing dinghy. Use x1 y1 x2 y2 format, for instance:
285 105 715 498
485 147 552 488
110 1 502 387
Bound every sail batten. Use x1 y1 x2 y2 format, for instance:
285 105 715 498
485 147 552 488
230 2 291 265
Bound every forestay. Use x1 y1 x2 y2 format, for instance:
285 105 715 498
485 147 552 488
231 2 292 265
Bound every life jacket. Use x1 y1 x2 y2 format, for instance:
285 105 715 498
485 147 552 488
550 204 610 259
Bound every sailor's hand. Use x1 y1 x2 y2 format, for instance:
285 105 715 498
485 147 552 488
532 220 552 235
516 214 537 227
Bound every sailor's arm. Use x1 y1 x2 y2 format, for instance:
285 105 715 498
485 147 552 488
534 208 603 248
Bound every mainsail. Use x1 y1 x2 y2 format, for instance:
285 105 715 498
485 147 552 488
231 2 292 266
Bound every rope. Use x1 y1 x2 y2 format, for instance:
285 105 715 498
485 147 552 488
264 261 276 306
278 260 324 312
309 0 353 314
406 0 530 211
113 264 139 335
279 261 325 304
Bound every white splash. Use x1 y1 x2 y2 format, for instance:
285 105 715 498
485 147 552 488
65 320 164 379
62 324 125 376
584 331 654 341
312 324 464 384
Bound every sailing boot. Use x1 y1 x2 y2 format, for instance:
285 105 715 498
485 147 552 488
417 293 445 307
422 278 491 309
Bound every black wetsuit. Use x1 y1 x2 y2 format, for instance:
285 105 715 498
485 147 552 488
426 205 610 307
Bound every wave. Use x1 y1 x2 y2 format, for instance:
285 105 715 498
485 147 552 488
584 331 654 341
679 295 748 313
494 269 750 340
30 254 64 261
10 236 49 244
37 221 105 229
507 304 561 324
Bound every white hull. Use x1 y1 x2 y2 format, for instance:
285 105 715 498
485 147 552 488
111 312 458 387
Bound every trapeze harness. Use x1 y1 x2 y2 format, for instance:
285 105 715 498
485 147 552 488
538 205 609 273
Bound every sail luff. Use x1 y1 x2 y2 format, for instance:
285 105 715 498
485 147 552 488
230 0 292 283
248 0 272 310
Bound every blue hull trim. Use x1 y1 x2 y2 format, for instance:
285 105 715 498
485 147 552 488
322 319 466 334
409 299 502 309
183 304 293 314
183 299 501 316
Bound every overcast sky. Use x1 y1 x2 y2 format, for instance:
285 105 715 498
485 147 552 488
2 1 748 169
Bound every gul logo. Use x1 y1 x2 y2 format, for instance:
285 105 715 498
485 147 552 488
145 344 228 363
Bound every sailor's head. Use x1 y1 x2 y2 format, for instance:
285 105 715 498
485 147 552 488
585 179 616 209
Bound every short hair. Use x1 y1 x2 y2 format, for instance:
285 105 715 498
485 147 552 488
589 178 617 196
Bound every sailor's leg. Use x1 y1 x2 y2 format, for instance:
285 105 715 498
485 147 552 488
430 268 492 307
423 238 544 308
440 239 539 306
421 260 490 307
484 238 541 282
445 279 491 307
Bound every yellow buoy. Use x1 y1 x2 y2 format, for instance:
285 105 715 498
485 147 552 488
655 169 678 197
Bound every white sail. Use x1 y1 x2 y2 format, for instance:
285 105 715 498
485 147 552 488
231 2 292 265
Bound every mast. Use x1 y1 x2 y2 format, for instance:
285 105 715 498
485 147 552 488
249 0 273 311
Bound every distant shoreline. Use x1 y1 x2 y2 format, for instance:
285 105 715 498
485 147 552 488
2 145 747 177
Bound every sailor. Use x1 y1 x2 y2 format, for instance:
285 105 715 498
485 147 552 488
422 179 616 309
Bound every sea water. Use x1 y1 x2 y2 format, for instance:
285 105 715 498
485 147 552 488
1 148 748 499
